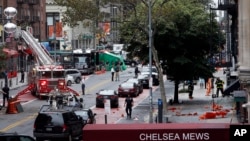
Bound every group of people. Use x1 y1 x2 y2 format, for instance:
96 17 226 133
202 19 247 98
187 77 225 99
111 64 121 81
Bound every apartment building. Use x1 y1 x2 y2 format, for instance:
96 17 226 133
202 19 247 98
0 0 46 86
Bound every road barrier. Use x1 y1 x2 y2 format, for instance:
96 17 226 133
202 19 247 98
6 97 23 114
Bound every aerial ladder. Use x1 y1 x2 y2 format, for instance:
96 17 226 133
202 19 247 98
21 30 54 65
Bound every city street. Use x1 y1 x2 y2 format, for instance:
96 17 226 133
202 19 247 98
0 67 162 137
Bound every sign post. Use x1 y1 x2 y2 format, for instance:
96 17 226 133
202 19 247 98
104 99 111 124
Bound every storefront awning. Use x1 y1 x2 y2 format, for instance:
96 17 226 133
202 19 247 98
2 48 19 57
224 79 240 96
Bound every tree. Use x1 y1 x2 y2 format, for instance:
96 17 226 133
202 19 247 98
119 0 224 108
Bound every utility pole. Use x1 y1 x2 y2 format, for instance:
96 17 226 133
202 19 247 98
148 0 153 123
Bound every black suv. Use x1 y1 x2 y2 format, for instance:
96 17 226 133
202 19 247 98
33 105 83 141
0 132 36 141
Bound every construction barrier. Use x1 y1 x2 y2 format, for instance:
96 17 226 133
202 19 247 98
6 97 23 114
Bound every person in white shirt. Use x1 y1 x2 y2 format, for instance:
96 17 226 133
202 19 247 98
81 77 85 95
111 66 115 81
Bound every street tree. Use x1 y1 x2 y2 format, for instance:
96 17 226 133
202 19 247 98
119 0 224 107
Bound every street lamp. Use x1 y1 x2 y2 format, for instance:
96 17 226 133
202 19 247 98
3 7 17 34
148 0 153 123
2 7 17 87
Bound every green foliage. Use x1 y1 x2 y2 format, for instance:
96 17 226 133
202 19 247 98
54 0 104 27
120 0 223 81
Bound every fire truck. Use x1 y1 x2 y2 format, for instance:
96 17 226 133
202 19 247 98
18 30 79 99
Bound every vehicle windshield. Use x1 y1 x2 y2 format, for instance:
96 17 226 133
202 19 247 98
39 71 64 78
74 111 88 120
141 67 158 73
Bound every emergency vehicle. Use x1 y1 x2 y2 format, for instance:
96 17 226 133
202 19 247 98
17 30 79 99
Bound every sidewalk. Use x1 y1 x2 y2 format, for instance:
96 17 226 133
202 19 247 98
0 72 28 90
117 69 240 124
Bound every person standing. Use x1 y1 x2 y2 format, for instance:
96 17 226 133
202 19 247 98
134 66 139 78
215 77 224 97
199 77 204 89
115 64 120 81
188 82 194 99
81 77 86 95
124 94 134 119
111 66 115 81
1 84 10 107
20 68 25 83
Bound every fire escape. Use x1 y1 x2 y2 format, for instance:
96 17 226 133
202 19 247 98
215 0 238 68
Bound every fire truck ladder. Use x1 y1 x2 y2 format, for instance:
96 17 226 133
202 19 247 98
21 30 54 65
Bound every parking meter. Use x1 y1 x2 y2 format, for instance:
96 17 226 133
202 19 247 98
158 99 163 123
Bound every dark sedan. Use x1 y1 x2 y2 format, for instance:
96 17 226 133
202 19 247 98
118 82 139 97
125 78 143 94
74 109 96 126
96 89 119 108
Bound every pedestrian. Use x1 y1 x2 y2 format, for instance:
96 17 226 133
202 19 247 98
134 66 139 78
115 64 120 81
81 77 85 95
1 84 10 107
20 68 25 83
199 77 205 89
124 94 134 119
111 66 115 81
215 77 224 97
188 82 194 99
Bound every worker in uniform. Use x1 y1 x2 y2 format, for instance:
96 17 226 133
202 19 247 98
215 77 224 97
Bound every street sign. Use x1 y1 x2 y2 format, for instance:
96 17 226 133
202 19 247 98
104 99 111 114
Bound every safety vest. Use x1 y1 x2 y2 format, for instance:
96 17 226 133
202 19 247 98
216 80 224 88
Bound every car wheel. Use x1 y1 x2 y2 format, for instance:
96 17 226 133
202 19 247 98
67 80 72 86
75 77 81 84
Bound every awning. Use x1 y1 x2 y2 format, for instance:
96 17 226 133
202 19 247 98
2 48 19 57
223 79 240 96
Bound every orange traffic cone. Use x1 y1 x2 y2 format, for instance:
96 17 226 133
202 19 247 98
6 101 18 114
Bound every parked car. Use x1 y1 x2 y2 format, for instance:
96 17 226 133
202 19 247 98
124 59 138 67
138 74 150 88
74 109 96 126
64 69 82 84
0 132 36 141
33 105 83 141
65 75 75 86
96 89 119 108
125 78 143 94
118 82 139 97
138 66 160 88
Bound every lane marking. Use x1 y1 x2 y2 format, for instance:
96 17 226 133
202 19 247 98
0 77 111 132
0 113 37 132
